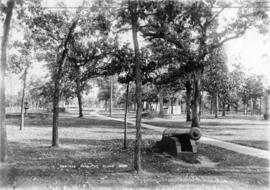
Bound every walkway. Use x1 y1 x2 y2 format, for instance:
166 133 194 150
94 113 270 160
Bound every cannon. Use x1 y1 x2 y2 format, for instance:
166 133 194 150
153 127 202 157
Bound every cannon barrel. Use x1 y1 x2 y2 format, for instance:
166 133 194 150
163 127 202 141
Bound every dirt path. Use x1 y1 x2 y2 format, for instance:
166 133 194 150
94 113 270 160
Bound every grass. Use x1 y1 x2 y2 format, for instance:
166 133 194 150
0 112 269 190
229 140 269 150
101 109 270 150
139 117 270 150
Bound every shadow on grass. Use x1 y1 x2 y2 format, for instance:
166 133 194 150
6 115 130 130
3 114 269 188
1 138 268 189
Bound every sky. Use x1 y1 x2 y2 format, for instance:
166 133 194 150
226 29 270 80
3 0 270 95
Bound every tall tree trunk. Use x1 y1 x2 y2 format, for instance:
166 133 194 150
252 99 256 115
52 52 67 147
185 80 192 121
105 100 108 111
76 90 83 118
75 66 83 118
264 89 269 120
52 19 77 147
191 69 202 128
210 98 213 114
259 98 262 115
20 68 28 130
250 99 253 115
123 82 129 149
227 103 230 112
109 77 113 117
222 102 226 117
158 91 164 117
130 2 142 172
215 92 219 118
0 0 15 162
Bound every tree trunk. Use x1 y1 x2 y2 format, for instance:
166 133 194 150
250 99 253 115
131 2 142 172
244 102 247 115
215 92 219 118
170 97 174 115
109 77 113 117
227 103 230 112
52 52 68 147
0 0 15 162
252 99 256 115
52 19 77 147
191 69 202 128
75 66 83 118
76 90 83 118
264 90 269 120
105 100 108 111
123 82 129 149
222 102 226 117
259 98 262 115
20 68 28 130
158 91 164 117
185 80 192 122
210 99 213 114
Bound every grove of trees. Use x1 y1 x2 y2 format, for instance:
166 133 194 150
1 0 269 172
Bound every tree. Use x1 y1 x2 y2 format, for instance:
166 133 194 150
0 0 15 162
65 3 113 117
264 88 270 120
108 45 134 148
27 77 49 109
24 1 113 146
227 64 246 112
67 33 112 117
118 0 145 172
24 4 82 147
140 0 268 128
239 74 264 115
202 48 229 118
97 77 117 111
9 32 34 130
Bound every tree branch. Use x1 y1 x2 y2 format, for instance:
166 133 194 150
211 26 248 50
114 27 132 33
206 7 225 26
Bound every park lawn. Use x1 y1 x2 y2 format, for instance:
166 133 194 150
229 140 269 150
0 113 269 190
140 116 270 151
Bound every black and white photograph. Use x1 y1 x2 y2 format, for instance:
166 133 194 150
0 0 270 189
